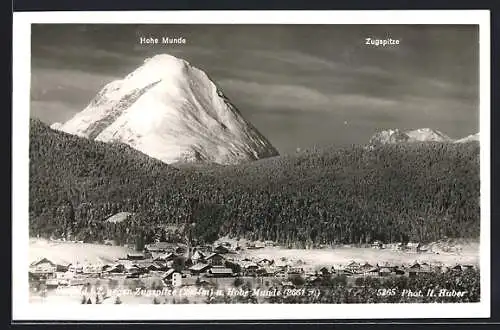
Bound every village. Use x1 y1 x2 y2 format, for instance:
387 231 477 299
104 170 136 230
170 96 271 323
29 238 477 304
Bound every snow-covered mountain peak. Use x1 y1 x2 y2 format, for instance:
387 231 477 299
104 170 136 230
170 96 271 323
368 128 410 146
123 54 190 86
405 128 452 142
369 128 452 146
51 54 279 165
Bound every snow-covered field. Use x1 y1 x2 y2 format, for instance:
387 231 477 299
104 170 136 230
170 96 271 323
29 238 479 268
29 238 133 264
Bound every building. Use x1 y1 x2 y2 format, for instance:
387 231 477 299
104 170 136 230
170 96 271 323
161 269 176 284
68 262 84 274
153 252 175 262
274 260 290 271
288 266 304 274
82 262 103 274
213 245 230 254
318 267 330 276
29 258 57 278
378 267 393 277
205 253 225 266
241 261 259 276
246 243 264 250
257 267 275 277
188 263 211 275
275 270 287 279
344 261 361 274
257 258 274 267
144 242 171 253
360 262 374 272
307 276 323 286
303 267 316 277
208 267 234 278
406 242 421 253
54 261 71 272
127 253 146 260
385 242 403 250
191 250 206 264
407 262 432 277
103 264 125 273
365 267 380 277
172 273 182 287
144 262 165 271
145 242 185 254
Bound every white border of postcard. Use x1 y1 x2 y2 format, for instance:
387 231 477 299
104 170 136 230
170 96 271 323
12 10 491 320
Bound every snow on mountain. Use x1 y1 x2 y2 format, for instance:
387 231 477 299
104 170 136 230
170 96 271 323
369 128 452 146
405 128 452 142
454 133 480 143
52 54 279 165
50 122 63 130
368 129 410 146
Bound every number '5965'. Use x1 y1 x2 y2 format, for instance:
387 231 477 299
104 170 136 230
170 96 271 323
377 288 397 296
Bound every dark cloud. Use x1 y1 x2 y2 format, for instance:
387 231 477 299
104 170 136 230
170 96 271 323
30 24 479 153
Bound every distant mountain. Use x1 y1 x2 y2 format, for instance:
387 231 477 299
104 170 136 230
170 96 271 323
455 133 480 144
405 128 452 142
51 54 279 165
369 128 454 146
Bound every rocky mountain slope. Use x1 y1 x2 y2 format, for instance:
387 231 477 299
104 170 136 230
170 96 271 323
51 54 279 165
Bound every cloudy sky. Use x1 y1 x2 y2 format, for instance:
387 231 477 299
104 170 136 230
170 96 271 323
31 24 479 154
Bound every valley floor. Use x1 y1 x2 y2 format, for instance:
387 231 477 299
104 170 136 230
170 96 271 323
29 238 479 268
27 238 480 305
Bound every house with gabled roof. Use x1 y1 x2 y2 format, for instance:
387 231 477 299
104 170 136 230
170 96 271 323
344 261 361 273
257 258 274 267
307 276 323 286
213 244 230 254
161 269 176 283
274 259 291 271
188 263 211 275
191 250 206 264
29 258 57 277
145 242 186 254
205 253 225 266
153 252 175 262
378 267 392 276
407 261 432 277
366 267 380 276
241 261 259 276
104 263 125 274
319 266 331 276
406 242 421 253
360 262 373 272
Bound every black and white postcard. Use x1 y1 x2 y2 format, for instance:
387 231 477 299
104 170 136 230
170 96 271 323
12 10 490 320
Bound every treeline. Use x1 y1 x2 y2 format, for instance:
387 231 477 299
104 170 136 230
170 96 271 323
29 119 480 246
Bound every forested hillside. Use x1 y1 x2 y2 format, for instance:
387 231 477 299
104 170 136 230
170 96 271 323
29 119 480 248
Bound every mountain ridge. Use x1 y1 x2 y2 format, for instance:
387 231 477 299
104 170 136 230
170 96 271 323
369 128 479 146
